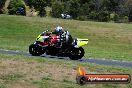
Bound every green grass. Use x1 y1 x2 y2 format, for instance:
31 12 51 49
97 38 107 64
0 15 132 61
0 73 23 84
0 54 132 88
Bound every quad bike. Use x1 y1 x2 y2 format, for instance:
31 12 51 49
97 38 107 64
29 30 88 60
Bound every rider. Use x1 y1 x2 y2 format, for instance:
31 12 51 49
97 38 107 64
53 26 73 47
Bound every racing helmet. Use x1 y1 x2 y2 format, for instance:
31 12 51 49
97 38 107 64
54 26 64 34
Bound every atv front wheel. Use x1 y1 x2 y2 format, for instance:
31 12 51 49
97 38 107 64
29 44 43 56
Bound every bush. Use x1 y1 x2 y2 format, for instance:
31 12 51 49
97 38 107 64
77 16 87 21
51 0 64 18
0 0 6 14
97 11 110 22
0 9 4 14
88 11 98 21
123 16 129 23
110 13 115 21
114 14 128 23
24 0 47 17
38 8 46 17
8 0 26 15
68 0 80 19
114 14 120 22
45 6 52 17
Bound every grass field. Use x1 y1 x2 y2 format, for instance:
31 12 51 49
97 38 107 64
0 54 132 88
0 15 132 61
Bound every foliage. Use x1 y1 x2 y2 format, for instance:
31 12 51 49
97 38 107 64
50 0 132 22
23 0 132 22
3 0 132 22
51 0 64 18
114 14 120 22
0 0 6 14
24 0 48 17
97 11 110 22
7 0 26 15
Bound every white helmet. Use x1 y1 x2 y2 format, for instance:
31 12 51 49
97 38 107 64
54 26 64 34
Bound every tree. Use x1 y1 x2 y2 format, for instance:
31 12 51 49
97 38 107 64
8 0 26 15
126 0 132 21
24 0 131 22
51 0 64 17
98 10 110 22
25 0 47 17
68 0 80 19
0 0 6 13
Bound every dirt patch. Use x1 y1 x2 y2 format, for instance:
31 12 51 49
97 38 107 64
0 58 77 87
9 81 38 88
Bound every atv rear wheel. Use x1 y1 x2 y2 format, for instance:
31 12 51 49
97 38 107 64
69 47 84 60
29 44 43 56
